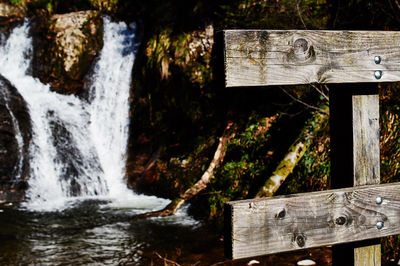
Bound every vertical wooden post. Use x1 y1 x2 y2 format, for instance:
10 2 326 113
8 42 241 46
352 91 381 265
330 86 381 265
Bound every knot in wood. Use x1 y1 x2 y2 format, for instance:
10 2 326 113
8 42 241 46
335 216 347 225
334 214 353 226
275 209 286 219
295 234 306 247
287 38 315 63
294 38 309 53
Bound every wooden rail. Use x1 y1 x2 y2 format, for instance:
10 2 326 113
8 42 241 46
225 182 400 259
220 29 400 265
222 30 400 87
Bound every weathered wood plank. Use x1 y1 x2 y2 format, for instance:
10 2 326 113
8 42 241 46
225 182 400 260
352 93 381 265
353 94 380 186
354 245 381 266
222 30 400 87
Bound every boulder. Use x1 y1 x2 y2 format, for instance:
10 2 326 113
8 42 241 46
31 10 103 95
0 75 31 202
0 3 27 17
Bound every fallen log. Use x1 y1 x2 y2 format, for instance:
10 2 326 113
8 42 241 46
133 121 235 219
256 107 329 198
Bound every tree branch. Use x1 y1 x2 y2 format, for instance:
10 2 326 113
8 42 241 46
256 108 329 197
133 121 236 219
280 87 329 114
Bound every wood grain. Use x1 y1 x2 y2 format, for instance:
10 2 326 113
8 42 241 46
352 94 380 186
222 30 400 87
225 182 400 260
352 93 381 265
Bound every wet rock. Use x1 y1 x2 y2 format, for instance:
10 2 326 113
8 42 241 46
31 10 103 95
0 3 27 17
0 74 31 202
52 11 101 76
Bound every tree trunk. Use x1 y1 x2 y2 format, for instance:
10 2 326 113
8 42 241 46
133 121 235 219
256 108 329 198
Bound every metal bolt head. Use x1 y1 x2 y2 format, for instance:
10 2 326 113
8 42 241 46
374 70 382 79
374 56 382 64
376 221 384 230
376 196 383 205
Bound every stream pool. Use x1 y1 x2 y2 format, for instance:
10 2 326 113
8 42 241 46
0 199 214 264
0 199 333 265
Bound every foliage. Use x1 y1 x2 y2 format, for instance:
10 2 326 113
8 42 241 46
380 84 400 262
214 0 329 30
137 137 217 200
88 0 117 12
26 0 58 14
208 114 278 216
9 0 23 6
381 84 400 184
279 118 330 195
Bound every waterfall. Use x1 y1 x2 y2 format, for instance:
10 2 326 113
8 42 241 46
0 18 169 211
88 18 136 199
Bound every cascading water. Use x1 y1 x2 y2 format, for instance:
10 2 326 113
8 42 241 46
88 18 137 199
0 18 168 211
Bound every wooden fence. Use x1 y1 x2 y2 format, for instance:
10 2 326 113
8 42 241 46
221 29 400 265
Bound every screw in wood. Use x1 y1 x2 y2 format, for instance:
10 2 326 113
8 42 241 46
295 235 306 247
376 221 384 230
374 56 381 64
335 216 347 225
376 196 383 205
374 70 382 79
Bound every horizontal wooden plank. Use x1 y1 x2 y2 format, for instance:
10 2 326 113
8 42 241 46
225 182 400 260
222 30 400 87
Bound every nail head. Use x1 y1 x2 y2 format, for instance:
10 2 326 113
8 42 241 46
374 56 381 64
376 196 383 205
376 221 384 230
374 70 382 79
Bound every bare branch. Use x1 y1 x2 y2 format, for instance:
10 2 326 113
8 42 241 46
280 87 329 114
295 0 307 29
310 84 329 101
394 0 400 10
154 252 180 266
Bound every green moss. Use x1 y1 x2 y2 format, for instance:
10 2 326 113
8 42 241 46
88 0 118 12
9 0 23 6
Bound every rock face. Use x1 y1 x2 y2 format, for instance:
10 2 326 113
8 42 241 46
31 10 103 95
52 11 101 80
0 3 26 17
0 75 31 202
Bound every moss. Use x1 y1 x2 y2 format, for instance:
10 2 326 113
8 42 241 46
88 0 118 12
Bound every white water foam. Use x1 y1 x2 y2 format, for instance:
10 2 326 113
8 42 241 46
0 18 170 212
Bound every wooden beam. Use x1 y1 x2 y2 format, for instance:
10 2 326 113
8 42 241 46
224 182 400 260
222 30 400 87
329 87 381 265
352 93 380 186
352 92 381 265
